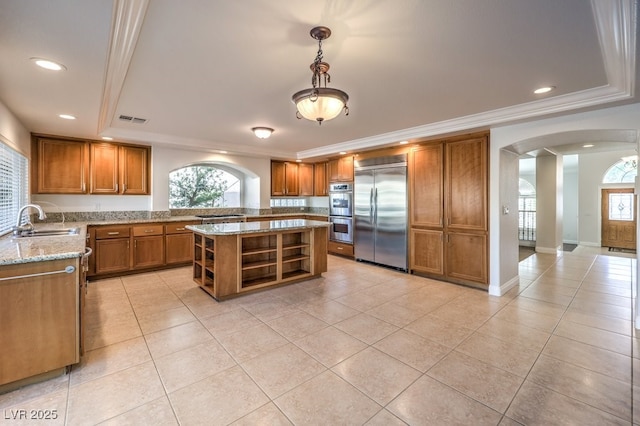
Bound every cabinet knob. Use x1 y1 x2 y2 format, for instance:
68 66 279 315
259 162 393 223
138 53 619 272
107 232 120 235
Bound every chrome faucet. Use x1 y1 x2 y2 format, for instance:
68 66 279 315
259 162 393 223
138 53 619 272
13 204 47 236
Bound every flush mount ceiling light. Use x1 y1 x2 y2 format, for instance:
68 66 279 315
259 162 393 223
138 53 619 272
31 57 66 71
58 114 76 120
534 86 555 94
252 127 274 139
292 26 349 125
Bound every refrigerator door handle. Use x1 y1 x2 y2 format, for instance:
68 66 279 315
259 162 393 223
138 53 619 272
369 187 374 222
374 187 378 224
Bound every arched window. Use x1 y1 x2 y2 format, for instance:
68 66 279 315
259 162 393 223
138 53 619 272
603 156 637 183
169 164 241 208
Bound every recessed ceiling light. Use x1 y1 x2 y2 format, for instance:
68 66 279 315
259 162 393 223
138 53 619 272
58 114 76 120
399 141 409 145
101 136 113 141
583 144 594 148
339 151 347 155
31 57 66 71
219 150 228 154
534 86 555 94
296 159 302 162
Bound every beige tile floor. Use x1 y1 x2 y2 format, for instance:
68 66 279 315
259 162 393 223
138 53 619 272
0 250 636 425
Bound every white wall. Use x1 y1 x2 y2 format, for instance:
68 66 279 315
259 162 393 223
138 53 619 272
536 155 563 252
0 100 30 158
563 156 578 244
499 149 520 290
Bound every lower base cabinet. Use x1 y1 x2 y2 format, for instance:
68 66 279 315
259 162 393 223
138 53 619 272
410 229 443 275
410 228 488 288
95 238 130 275
328 241 354 257
89 221 198 279
446 232 487 284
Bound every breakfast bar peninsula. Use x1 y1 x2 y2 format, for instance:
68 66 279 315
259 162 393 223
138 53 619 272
186 219 329 300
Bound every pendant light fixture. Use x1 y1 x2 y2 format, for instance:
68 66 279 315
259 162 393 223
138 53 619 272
291 26 349 125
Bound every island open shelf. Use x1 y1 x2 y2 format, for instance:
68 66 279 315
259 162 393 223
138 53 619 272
187 220 329 300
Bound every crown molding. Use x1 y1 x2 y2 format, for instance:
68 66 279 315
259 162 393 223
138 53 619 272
97 0 149 135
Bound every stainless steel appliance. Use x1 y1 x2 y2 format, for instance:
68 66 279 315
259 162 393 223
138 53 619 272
329 216 353 243
196 214 246 224
329 183 353 217
329 182 354 244
354 154 408 270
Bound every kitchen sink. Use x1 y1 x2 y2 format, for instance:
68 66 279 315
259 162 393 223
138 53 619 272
14 227 81 237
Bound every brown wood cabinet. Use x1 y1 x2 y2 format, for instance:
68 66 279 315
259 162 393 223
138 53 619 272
298 163 315 196
88 220 198 278
165 221 198 265
31 134 151 195
132 224 164 269
328 156 354 182
271 161 299 196
328 240 354 257
32 136 89 194
90 142 150 195
94 226 131 275
0 258 80 386
409 134 489 287
314 162 329 196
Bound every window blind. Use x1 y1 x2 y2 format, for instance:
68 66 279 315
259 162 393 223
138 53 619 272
0 142 28 236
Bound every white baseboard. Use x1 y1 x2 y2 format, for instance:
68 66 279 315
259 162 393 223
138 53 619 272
489 275 519 296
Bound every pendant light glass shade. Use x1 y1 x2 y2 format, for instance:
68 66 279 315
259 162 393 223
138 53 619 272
292 88 349 123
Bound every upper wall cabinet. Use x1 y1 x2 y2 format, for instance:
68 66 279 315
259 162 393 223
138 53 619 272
328 156 354 182
271 161 299 196
31 136 89 194
313 162 328 196
32 136 89 194
298 163 314 196
32 134 151 195
90 143 150 195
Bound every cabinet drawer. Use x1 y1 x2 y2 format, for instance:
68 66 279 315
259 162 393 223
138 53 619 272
95 226 130 239
328 241 354 257
165 221 199 234
132 224 164 236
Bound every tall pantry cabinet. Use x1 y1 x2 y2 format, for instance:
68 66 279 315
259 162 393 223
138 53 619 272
409 134 488 288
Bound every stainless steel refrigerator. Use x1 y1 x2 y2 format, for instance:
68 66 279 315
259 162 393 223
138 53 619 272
354 154 408 270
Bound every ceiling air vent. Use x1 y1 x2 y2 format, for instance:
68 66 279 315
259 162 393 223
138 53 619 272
118 114 148 124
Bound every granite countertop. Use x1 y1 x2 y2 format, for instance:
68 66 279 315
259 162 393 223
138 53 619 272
186 219 330 236
0 213 329 265
0 224 88 266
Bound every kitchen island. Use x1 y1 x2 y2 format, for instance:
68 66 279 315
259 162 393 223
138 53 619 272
187 219 329 300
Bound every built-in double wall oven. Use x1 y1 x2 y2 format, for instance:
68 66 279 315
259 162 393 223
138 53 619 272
329 182 353 244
